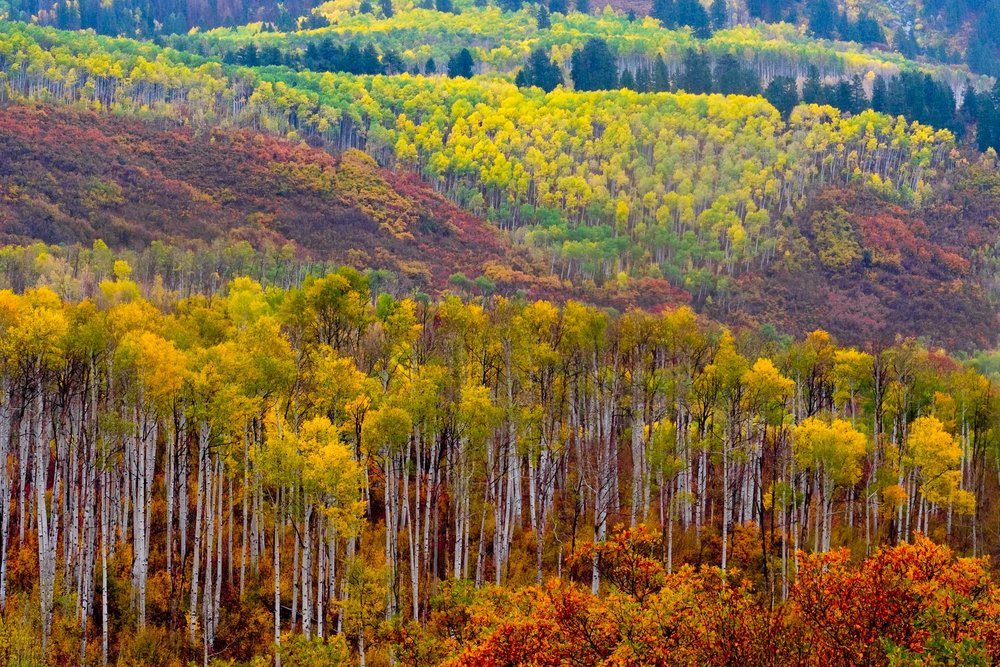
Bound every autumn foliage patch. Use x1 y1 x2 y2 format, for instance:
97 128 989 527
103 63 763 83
432 531 1000 666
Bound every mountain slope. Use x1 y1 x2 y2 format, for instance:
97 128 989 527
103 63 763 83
0 103 687 307
0 21 959 298
0 104 541 291
717 176 1000 350
3 102 995 349
1 16 997 349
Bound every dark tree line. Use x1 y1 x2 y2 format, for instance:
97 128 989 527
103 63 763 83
805 0 884 44
15 0 325 37
750 0 1000 78
744 0 885 47
564 42 766 102
649 0 731 36
222 39 406 76
559 39 999 147
797 67 959 132
963 84 1000 154
224 31 996 152
515 47 564 92
219 39 478 78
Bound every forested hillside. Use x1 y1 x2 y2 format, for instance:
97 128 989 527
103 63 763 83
1 0 1000 665
0 249 998 666
2 15 997 346
716 171 1000 351
601 0 1000 80
0 0 325 35
0 22 963 298
0 103 690 307
0 104 552 294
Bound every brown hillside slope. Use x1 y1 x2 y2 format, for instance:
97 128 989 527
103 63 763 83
715 183 1000 351
0 104 687 307
0 104 568 297
1 103 996 350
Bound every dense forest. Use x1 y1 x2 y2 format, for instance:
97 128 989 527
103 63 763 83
0 103 994 348
1 0 1000 665
610 0 1000 79
0 0 326 34
0 21 967 303
0 245 997 666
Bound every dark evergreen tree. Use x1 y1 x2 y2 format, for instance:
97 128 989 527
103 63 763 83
851 11 885 44
425 57 437 74
447 48 475 78
56 0 81 29
549 0 567 13
344 42 363 74
575 0 588 14
302 42 320 69
714 53 743 95
835 11 852 42
676 0 711 37
849 74 866 114
870 75 888 113
237 43 259 67
303 13 330 28
967 25 1000 78
275 8 296 31
537 5 550 29
570 38 617 91
677 48 712 94
653 55 671 92
713 54 761 95
360 44 383 74
380 0 394 17
516 47 564 92
894 27 920 58
635 66 651 92
808 0 837 39
259 46 283 66
710 0 727 31
765 75 798 119
319 38 340 68
383 49 405 74
833 80 854 114
652 0 675 27
886 73 909 117
435 0 454 13
359 0 374 13
924 74 956 130
976 85 1000 153
831 76 868 114
959 87 979 125
619 69 636 90
803 65 823 104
